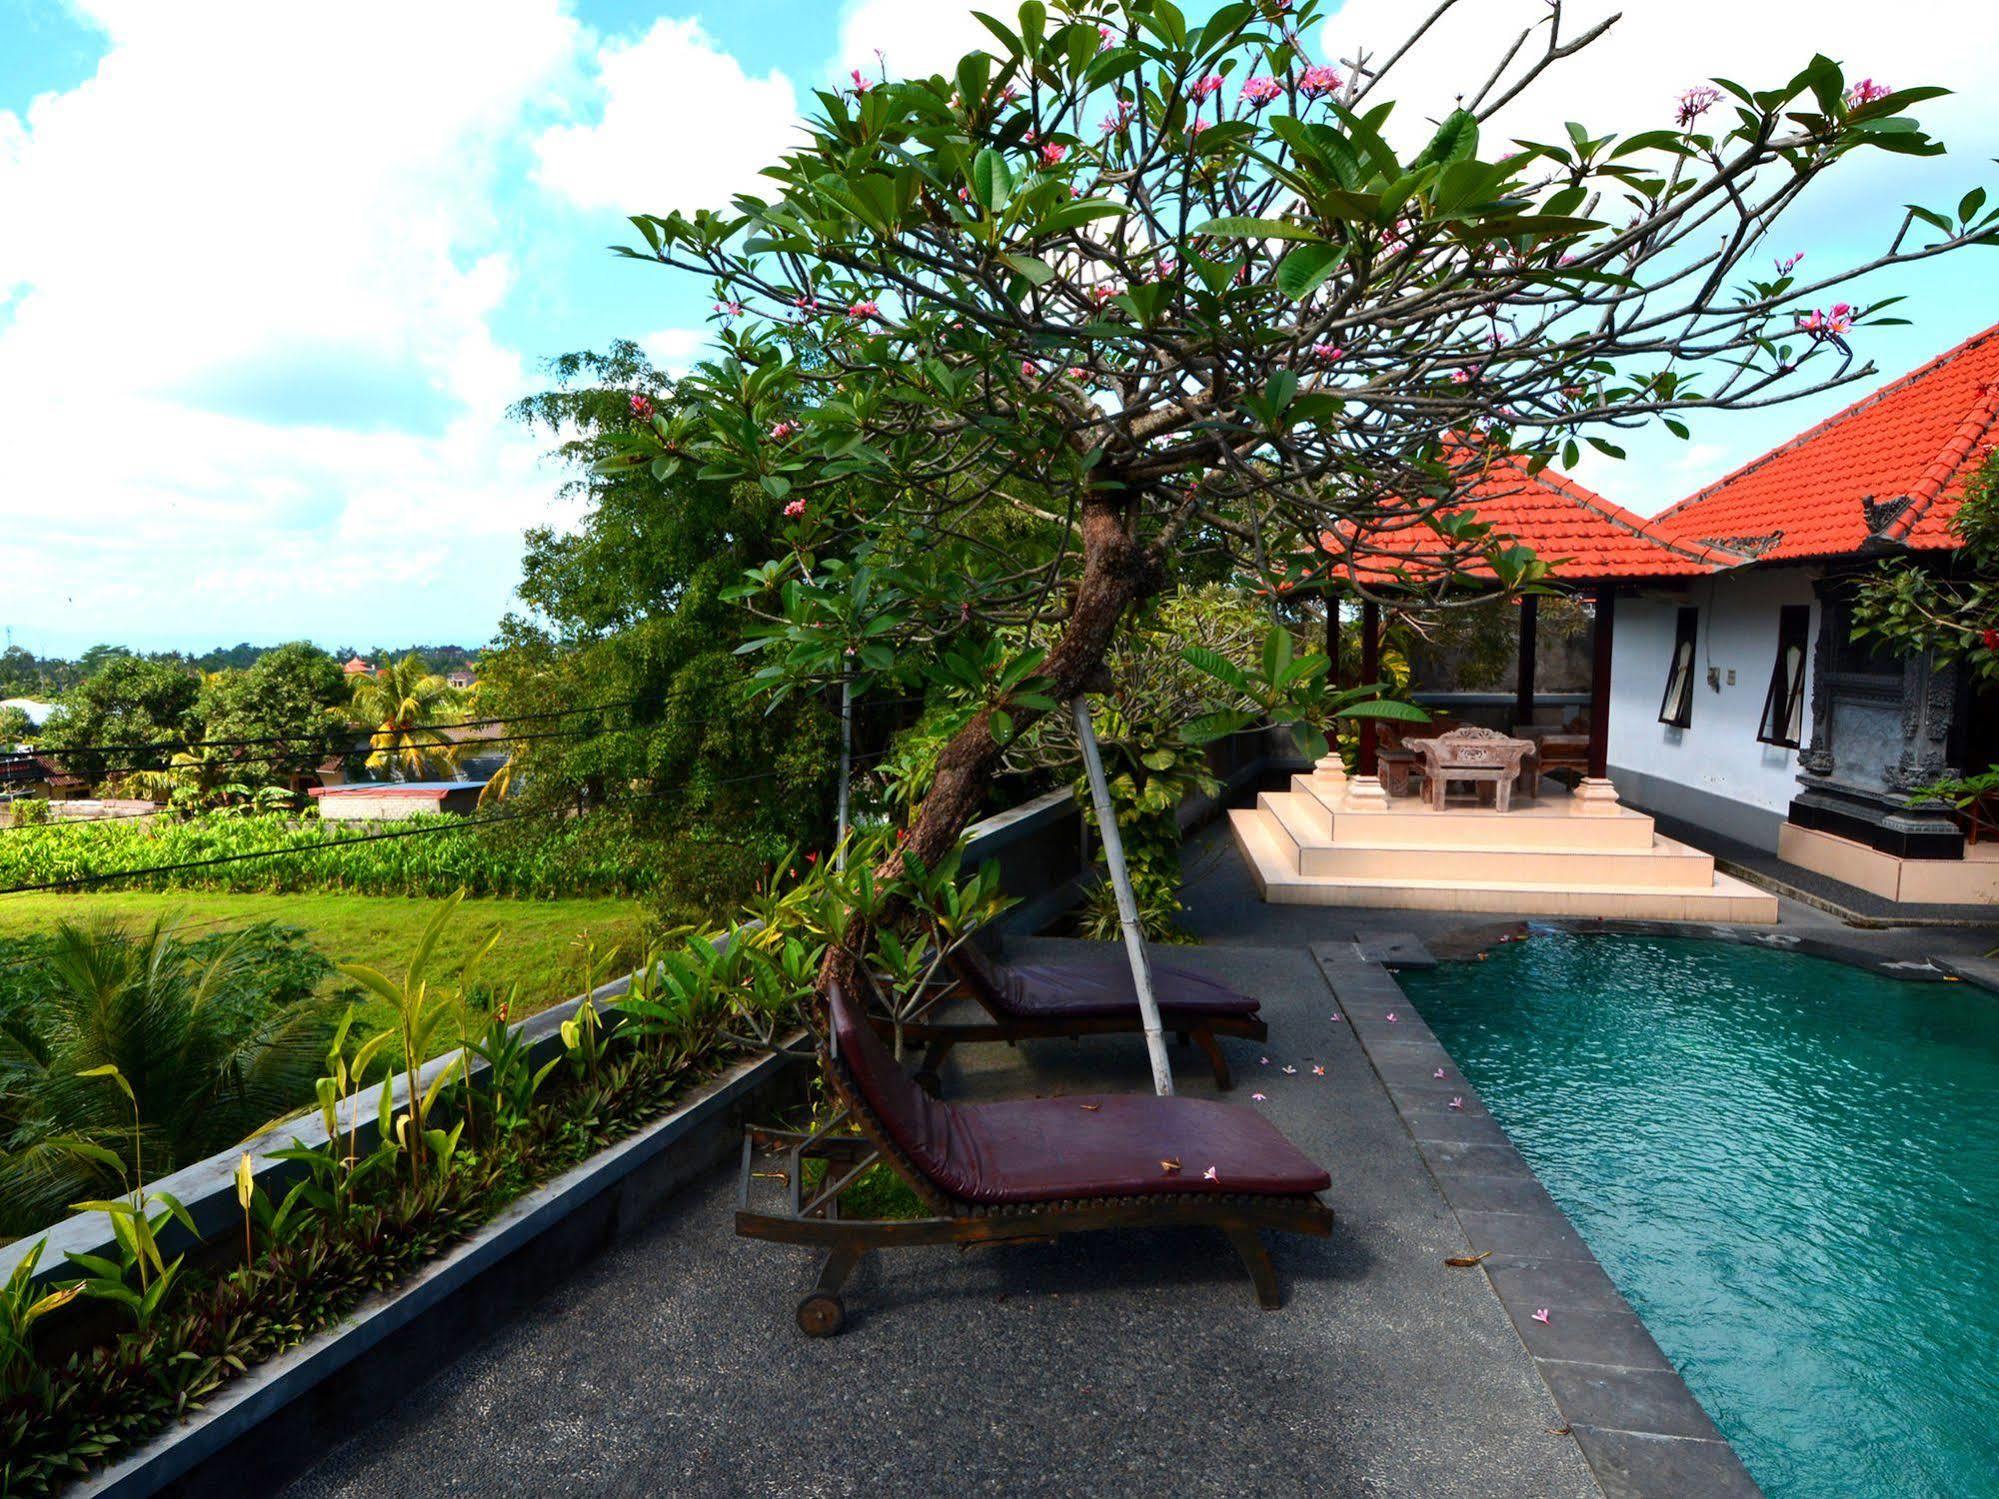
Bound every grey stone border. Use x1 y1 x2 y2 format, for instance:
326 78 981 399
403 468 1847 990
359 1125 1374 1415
76 1040 808 1498
1312 939 1764 1499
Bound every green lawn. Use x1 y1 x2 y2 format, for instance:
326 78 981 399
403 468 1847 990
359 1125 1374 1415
0 891 651 1018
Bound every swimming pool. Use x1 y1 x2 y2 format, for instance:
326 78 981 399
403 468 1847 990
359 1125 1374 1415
1400 931 1999 1499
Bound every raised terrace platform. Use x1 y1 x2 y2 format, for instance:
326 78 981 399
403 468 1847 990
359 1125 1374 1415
1232 764 1778 923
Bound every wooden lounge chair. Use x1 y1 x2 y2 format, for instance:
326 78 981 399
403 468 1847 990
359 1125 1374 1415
881 943 1267 1092
735 980 1333 1335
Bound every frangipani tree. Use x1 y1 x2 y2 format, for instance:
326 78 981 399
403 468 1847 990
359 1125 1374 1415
609 0 1995 1015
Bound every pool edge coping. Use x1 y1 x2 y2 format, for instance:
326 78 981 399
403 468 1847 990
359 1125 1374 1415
1312 939 1767 1499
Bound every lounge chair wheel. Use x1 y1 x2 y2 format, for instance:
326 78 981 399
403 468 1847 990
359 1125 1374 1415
796 1291 846 1337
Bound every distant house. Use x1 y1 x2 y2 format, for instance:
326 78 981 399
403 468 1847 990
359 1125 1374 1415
309 780 487 821
446 666 477 690
343 657 376 679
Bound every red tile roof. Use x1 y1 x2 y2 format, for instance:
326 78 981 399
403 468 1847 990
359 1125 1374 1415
1324 452 1738 586
1657 320 1999 561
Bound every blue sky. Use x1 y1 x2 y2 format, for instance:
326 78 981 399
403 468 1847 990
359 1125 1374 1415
1 0 1993 656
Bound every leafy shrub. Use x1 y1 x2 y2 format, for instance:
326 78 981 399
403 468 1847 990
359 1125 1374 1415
0 812 669 900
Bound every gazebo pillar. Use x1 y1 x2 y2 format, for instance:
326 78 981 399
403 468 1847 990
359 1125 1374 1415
1577 582 1621 813
1358 598 1381 774
1514 592 1538 732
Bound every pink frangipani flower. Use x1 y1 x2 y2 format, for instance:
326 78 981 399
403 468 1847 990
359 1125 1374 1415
1311 1064 1325 1077
1240 75 1283 107
1188 74 1224 102
628 393 654 419
1251 1092 1268 1103
1202 1165 1220 1182
847 299 879 319
1847 78 1890 108
1038 141 1067 167
1385 1012 1397 1022
1531 1308 1551 1324
1281 1065 1298 1075
1299 64 1342 98
1433 1067 1447 1079
1448 1096 1465 1110
783 498 806 517
1676 84 1721 127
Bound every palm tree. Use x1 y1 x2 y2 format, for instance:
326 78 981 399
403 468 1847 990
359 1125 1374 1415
0 918 337 1235
348 654 464 780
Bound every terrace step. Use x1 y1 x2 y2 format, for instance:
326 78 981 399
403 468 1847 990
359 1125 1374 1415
1290 774 1658 851
1255 791 1717 888
1229 809 1779 924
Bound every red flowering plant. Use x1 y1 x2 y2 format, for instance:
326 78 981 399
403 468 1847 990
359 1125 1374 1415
599 0 1994 997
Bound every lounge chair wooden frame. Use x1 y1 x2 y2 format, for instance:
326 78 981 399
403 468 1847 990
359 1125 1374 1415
863 948 1268 1093
735 984 1333 1337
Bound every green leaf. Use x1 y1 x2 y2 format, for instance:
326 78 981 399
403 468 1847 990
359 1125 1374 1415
999 252 1054 285
1336 698 1431 722
1274 243 1346 299
1191 215 1324 242
972 147 1014 211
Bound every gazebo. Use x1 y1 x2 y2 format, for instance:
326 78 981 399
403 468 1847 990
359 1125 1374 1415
1231 456 1775 921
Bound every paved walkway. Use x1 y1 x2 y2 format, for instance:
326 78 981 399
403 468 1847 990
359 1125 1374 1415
283 934 1597 1498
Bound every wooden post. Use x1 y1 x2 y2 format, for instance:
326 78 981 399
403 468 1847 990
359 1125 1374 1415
1358 598 1381 775
1587 583 1615 779
1515 593 1539 733
1071 696 1173 1097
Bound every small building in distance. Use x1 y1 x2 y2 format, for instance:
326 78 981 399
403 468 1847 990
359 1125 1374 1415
343 657 376 679
446 664 478 690
309 780 487 821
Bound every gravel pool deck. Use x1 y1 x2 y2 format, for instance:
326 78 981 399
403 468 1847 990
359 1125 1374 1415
281 946 1598 1496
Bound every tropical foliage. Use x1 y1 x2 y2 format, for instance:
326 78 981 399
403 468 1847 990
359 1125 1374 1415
0 813 668 899
0 920 338 1235
347 654 464 779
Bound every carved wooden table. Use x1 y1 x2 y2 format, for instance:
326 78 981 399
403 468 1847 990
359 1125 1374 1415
1409 727 1536 813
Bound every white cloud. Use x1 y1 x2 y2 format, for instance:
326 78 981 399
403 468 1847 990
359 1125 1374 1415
533 18 799 214
0 1 661 646
639 326 710 375
832 0 997 84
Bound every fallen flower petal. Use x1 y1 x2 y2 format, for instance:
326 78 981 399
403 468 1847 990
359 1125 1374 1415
1281 1065 1298 1075
1079 1102 1101 1112
1531 1308 1551 1324
1433 1068 1447 1079
1202 1166 1220 1183
1160 1158 1182 1175
1449 1096 1465 1110
1445 1250 1494 1267
1386 1012 1397 1022
1251 1092 1268 1102
1312 1065 1326 1077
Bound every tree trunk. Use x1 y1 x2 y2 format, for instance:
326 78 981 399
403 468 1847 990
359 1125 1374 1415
816 491 1159 1002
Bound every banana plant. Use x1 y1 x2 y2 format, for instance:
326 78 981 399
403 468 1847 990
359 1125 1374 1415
1182 626 1429 760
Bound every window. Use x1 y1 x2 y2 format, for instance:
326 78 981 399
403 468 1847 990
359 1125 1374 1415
1658 606 1698 728
1758 604 1811 748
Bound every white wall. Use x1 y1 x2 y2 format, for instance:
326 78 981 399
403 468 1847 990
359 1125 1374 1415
1606 567 1819 851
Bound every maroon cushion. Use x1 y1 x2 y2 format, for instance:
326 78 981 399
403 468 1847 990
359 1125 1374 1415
998 960 1260 1020
828 984 1328 1204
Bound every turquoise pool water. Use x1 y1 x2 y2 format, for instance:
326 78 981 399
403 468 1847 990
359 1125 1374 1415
1400 932 1999 1499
